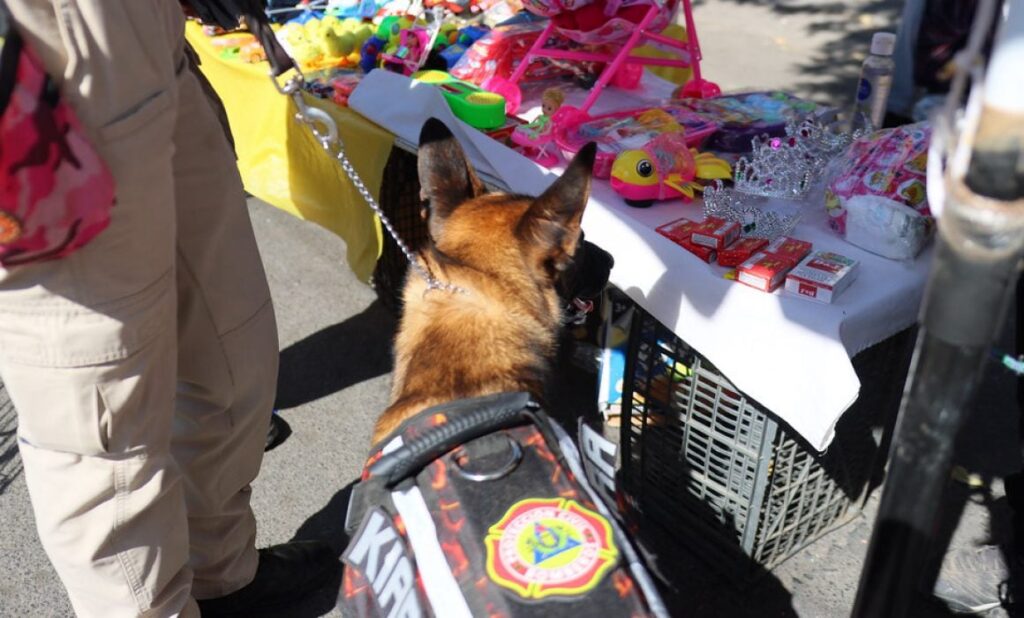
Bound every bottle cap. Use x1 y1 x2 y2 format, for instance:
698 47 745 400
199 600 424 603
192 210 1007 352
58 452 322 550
870 32 896 56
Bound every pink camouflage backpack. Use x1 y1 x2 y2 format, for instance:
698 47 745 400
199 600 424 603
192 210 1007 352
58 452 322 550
0 4 115 267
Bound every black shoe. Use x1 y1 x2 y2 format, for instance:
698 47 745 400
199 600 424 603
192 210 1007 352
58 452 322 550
265 412 291 452
197 540 340 617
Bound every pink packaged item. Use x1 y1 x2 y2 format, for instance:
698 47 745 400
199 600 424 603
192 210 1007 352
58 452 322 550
1 25 114 267
554 106 719 178
450 22 585 85
824 123 933 260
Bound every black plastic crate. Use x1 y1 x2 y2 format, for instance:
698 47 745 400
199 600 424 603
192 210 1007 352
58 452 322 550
620 306 913 574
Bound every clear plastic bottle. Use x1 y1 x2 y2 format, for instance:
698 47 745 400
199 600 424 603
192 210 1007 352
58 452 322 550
850 32 897 132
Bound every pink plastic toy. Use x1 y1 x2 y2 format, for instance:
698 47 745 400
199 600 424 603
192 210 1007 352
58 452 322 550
553 105 719 178
380 29 432 75
510 87 567 166
609 133 731 207
482 0 719 117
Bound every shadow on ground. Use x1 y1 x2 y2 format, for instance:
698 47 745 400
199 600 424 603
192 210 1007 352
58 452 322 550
0 383 21 496
695 0 903 105
275 299 398 411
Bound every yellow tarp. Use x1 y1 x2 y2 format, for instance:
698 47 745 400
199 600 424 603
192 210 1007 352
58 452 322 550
186 22 392 283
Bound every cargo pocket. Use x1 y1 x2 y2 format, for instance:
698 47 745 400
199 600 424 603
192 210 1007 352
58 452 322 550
3 361 111 457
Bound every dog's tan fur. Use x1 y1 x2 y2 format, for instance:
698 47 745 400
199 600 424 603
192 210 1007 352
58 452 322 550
372 120 596 445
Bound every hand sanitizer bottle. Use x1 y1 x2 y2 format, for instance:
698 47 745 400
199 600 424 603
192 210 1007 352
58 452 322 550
851 32 897 132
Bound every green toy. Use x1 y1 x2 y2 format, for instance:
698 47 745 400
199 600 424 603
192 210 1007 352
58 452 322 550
411 70 506 130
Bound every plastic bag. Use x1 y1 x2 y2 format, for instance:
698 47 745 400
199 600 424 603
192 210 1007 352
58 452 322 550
824 122 933 260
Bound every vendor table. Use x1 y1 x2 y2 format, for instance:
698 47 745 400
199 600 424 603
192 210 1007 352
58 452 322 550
186 22 393 283
189 24 931 572
348 70 932 452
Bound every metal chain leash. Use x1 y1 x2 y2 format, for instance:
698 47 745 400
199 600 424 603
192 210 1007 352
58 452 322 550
273 72 466 295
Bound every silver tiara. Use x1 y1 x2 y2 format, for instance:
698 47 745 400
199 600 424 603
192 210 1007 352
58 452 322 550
732 117 863 199
703 181 802 240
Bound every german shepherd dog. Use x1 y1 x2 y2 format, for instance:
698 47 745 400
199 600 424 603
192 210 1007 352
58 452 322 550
371 119 599 445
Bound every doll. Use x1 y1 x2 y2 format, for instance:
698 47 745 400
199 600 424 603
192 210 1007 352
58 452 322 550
521 88 565 140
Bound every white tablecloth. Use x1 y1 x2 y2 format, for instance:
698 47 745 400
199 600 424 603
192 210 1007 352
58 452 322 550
350 70 932 451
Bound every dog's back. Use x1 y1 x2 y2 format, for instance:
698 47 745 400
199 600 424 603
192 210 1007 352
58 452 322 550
372 120 595 444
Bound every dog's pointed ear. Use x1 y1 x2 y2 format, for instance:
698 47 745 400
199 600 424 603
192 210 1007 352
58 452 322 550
417 118 486 223
519 143 596 272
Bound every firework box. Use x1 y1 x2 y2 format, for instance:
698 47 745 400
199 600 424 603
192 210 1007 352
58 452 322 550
764 236 812 265
679 237 717 263
785 251 860 303
691 217 741 251
737 252 795 292
719 237 768 267
656 217 699 244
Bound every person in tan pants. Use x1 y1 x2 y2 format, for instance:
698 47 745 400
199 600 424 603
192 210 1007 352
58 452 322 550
0 2 338 616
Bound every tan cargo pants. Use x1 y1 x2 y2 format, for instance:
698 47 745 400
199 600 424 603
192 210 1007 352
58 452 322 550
0 2 278 616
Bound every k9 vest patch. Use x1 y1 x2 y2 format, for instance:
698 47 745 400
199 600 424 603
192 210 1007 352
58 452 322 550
342 507 425 618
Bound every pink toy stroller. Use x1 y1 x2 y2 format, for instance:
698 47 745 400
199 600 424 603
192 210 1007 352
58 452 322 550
483 0 718 117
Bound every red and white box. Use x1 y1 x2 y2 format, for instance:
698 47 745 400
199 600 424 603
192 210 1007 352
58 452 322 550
737 252 796 292
656 217 699 244
785 251 860 303
764 236 812 265
719 237 768 268
678 238 717 263
691 217 741 251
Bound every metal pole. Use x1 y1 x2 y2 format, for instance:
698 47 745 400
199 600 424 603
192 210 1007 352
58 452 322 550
852 0 1024 615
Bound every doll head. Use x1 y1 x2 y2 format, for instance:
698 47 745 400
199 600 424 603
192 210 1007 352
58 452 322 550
541 88 565 116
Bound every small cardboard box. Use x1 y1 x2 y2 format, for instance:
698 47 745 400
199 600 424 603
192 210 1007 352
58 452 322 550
719 237 768 267
691 217 741 251
678 238 717 263
737 252 795 292
656 217 699 244
785 251 860 303
764 236 812 265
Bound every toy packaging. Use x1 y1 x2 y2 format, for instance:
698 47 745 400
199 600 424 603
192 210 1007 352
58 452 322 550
718 237 767 267
451 22 586 85
691 217 740 252
763 236 812 266
737 252 795 292
784 251 860 303
554 106 719 178
824 122 933 260
674 91 823 156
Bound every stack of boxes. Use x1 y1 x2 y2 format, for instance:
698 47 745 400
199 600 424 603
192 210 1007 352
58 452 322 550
656 217 859 302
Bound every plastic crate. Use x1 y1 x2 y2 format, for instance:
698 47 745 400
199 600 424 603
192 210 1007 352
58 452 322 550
619 306 913 574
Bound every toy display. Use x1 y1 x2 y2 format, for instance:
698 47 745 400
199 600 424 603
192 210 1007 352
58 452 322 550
411 70 507 129
554 106 719 178
784 251 860 303
824 122 933 260
674 92 824 156
277 16 376 70
451 21 591 86
483 0 719 116
510 88 565 166
609 133 731 207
